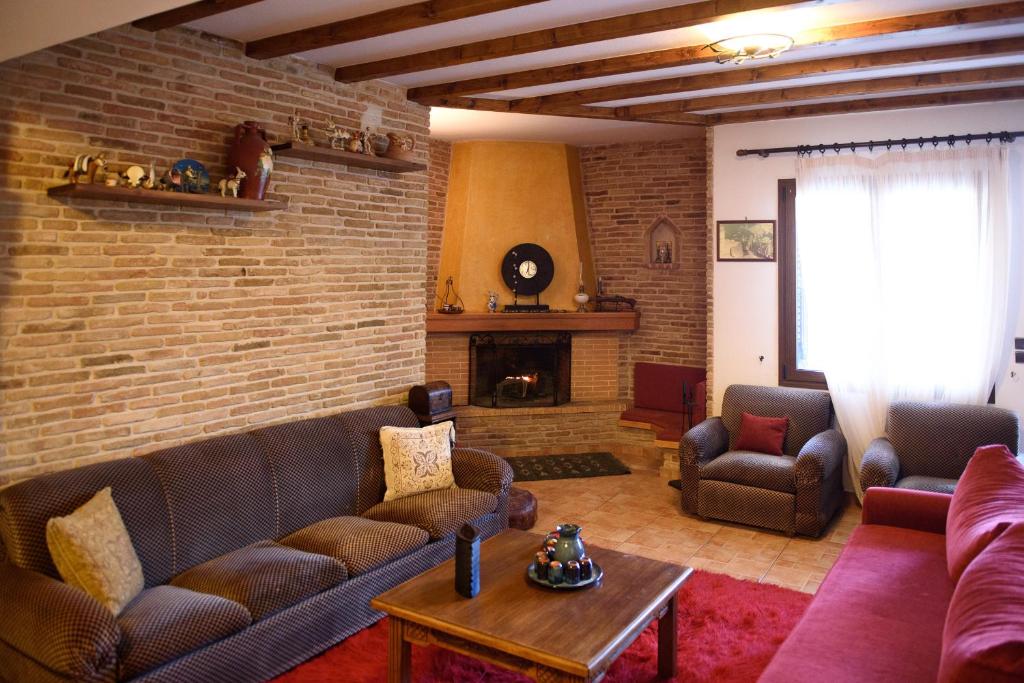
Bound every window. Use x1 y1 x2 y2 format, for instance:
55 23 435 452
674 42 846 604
778 178 826 389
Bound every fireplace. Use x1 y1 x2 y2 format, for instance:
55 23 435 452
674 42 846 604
469 333 571 408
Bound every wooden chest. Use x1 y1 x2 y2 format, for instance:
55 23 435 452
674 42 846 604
408 381 456 426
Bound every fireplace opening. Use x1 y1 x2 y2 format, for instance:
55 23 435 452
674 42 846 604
469 333 571 408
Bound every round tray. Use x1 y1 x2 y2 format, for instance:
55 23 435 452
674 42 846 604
527 561 603 590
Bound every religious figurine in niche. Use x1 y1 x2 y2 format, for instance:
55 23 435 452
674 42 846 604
655 241 673 264
487 291 498 313
64 152 107 184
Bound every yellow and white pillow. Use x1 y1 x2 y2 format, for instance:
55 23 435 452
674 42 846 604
46 487 144 615
380 422 457 502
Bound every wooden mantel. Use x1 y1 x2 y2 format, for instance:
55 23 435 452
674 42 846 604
425 311 640 333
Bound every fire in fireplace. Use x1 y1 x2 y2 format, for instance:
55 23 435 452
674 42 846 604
469 333 571 408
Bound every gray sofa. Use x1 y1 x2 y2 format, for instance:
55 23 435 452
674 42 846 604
0 405 512 682
680 384 846 537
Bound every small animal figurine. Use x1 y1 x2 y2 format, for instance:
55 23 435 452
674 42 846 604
487 292 498 313
218 167 246 198
123 165 145 188
64 152 107 184
160 168 183 192
345 130 364 154
326 121 348 150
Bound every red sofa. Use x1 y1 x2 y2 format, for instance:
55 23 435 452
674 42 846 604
760 460 1024 682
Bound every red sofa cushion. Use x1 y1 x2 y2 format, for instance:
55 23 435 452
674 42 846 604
946 444 1024 582
633 362 706 414
759 523 954 682
734 412 788 456
940 522 1024 683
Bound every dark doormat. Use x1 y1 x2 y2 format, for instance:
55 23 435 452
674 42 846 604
505 452 631 482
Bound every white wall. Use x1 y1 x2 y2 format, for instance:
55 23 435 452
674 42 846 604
711 100 1024 418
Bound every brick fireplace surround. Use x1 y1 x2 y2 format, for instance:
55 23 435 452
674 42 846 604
0 22 708 486
426 139 708 469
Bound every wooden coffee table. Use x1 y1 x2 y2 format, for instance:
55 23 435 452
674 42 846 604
371 529 692 682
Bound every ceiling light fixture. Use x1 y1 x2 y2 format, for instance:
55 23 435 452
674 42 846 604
706 33 794 65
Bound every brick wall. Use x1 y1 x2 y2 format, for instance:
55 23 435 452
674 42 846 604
579 139 708 399
0 25 431 485
426 138 450 304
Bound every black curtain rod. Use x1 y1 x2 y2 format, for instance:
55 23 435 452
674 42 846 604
736 130 1024 158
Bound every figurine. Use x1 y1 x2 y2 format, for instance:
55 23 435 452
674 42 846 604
182 166 199 193
142 162 156 190
123 165 145 188
345 130 364 154
487 291 498 313
64 152 107 184
160 168 183 192
218 167 246 198
290 114 312 145
326 121 348 150
104 173 120 187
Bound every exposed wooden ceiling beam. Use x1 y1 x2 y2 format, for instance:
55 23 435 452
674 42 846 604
335 0 822 82
705 85 1024 124
407 1 1024 100
245 0 545 61
621 63 1024 116
500 35 1024 112
133 0 262 31
431 96 706 125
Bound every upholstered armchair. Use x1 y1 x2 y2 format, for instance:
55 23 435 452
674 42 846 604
859 401 1019 494
680 384 846 537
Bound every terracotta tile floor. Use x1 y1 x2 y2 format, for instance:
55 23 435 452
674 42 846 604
516 459 859 594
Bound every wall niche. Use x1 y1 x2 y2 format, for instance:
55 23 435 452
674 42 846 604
643 215 681 270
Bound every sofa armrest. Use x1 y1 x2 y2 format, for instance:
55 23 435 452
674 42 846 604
859 437 900 490
451 447 513 499
0 562 119 681
795 429 846 487
861 487 951 534
680 417 729 468
679 417 729 513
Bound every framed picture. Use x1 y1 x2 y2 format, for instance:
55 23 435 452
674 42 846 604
717 220 776 262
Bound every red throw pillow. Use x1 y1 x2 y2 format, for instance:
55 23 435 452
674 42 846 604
939 522 1024 682
734 412 789 456
946 444 1024 582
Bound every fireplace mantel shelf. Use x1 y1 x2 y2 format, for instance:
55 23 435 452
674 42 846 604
426 311 640 333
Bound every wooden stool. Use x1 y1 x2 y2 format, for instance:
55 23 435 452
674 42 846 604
507 487 538 531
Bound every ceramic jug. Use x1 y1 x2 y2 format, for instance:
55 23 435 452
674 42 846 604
552 524 586 565
227 121 273 200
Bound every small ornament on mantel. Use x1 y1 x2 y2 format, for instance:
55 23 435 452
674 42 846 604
574 261 590 312
487 291 498 313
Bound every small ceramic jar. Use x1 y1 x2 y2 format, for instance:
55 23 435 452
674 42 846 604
580 557 593 581
565 560 581 584
547 561 563 584
534 553 549 581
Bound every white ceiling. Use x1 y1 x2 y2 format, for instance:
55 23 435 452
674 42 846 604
0 0 194 63
22 0 1021 144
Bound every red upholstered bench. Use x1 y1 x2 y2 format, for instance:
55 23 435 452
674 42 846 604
619 363 707 445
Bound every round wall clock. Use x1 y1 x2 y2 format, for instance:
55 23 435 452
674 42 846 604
501 243 554 296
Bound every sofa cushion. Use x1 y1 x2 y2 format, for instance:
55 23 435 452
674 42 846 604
334 406 421 515
251 416 358 537
734 412 788 456
145 433 277 574
940 522 1024 683
45 487 144 616
759 523 954 682
117 585 251 680
362 488 498 540
381 422 457 502
281 516 429 576
897 475 958 494
169 540 346 621
946 445 1024 582
701 451 797 494
0 457 174 586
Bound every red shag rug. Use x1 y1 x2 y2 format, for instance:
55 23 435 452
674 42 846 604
273 571 812 683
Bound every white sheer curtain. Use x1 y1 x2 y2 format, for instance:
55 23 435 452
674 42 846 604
795 146 1021 498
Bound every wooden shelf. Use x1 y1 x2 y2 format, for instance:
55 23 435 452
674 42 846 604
426 311 640 333
272 142 426 173
47 183 286 212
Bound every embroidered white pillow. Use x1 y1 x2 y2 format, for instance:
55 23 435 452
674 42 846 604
380 422 456 502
